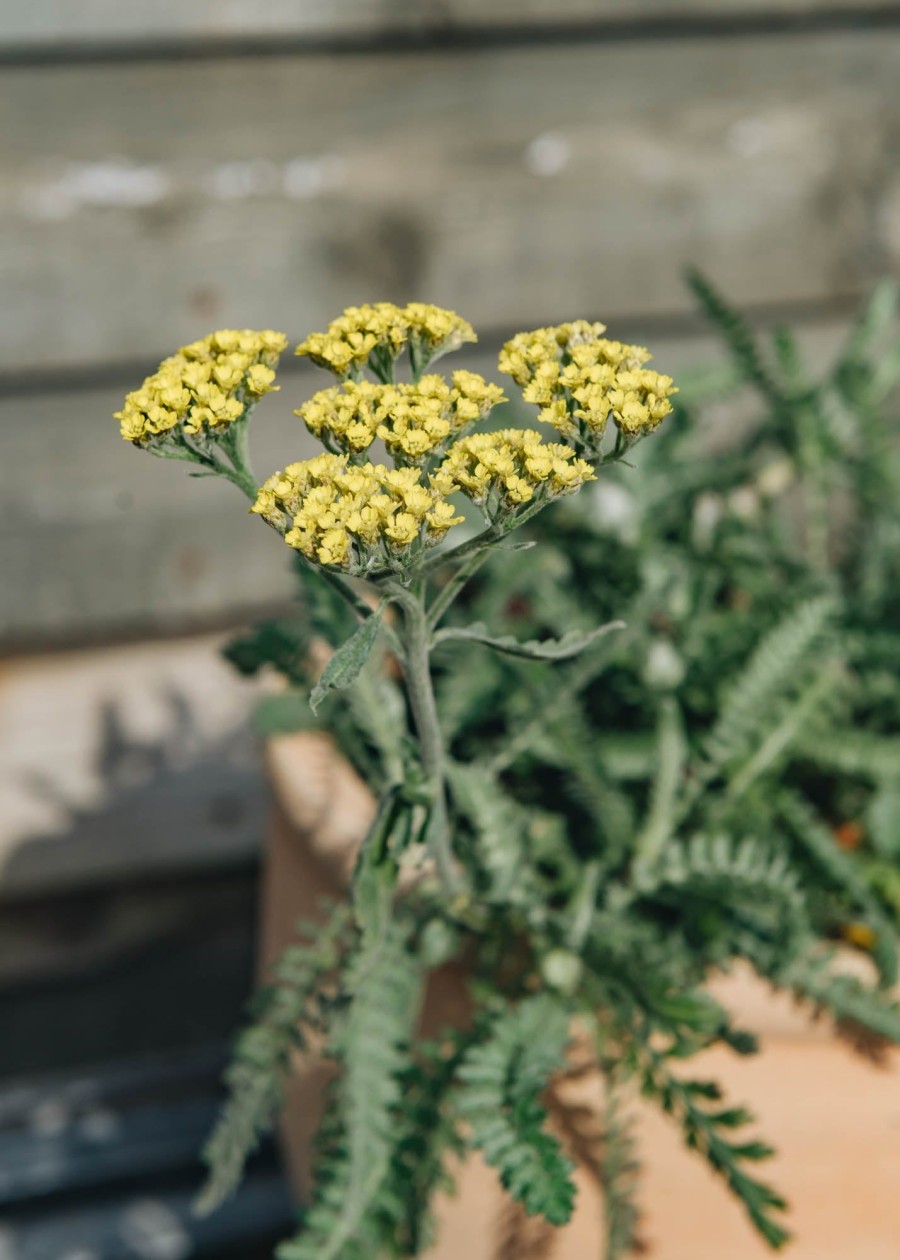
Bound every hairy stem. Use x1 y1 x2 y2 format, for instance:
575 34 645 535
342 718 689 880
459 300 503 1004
220 461 261 500
420 496 550 578
211 438 402 650
396 588 462 898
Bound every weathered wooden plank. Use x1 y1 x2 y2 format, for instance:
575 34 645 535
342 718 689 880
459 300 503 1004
5 1165 293 1260
4 1 897 51
0 925 254 1076
1 32 897 376
0 868 255 986
0 380 311 646
0 321 850 646
0 1051 293 1253
0 1096 219 1205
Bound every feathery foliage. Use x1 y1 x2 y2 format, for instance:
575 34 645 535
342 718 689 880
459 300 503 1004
639 1054 790 1249
196 904 353 1215
457 996 577 1226
121 285 900 1258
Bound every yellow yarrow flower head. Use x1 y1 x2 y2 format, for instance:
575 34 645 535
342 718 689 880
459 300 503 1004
404 303 477 371
378 371 505 464
295 303 476 382
295 303 407 378
499 321 677 454
115 328 287 446
251 454 464 573
297 380 390 455
440 429 595 519
295 372 506 465
498 321 609 389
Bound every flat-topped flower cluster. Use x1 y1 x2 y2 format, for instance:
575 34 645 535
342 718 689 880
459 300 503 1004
297 372 505 464
442 430 594 515
115 304 676 574
251 454 463 569
115 329 287 446
499 320 676 452
295 301 476 378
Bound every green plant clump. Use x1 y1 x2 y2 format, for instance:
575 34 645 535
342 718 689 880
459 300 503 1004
114 287 900 1258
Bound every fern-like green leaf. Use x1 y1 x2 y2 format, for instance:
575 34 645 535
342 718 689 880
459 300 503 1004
448 762 529 903
340 918 424 1224
642 833 806 955
277 1143 380 1260
633 696 686 874
798 730 900 783
379 1035 472 1256
772 948 900 1045
457 995 576 1226
699 594 837 781
724 658 843 804
687 268 784 407
196 903 353 1215
434 619 624 662
639 1051 790 1249
279 919 423 1260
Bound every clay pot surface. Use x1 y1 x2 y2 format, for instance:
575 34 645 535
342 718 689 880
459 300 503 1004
262 732 900 1259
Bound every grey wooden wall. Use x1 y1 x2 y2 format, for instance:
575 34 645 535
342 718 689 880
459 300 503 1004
1 2 898 898
3 0 900 647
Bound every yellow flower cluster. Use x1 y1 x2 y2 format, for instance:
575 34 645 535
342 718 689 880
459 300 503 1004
499 322 676 444
440 429 595 510
499 321 612 386
295 371 506 461
115 329 287 444
295 302 476 377
251 453 464 569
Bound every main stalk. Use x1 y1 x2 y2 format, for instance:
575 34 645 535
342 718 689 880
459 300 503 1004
397 588 461 898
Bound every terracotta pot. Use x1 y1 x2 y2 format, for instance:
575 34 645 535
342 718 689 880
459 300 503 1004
261 732 900 1260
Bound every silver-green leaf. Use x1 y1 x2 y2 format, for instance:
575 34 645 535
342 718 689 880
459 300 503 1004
310 605 385 713
433 619 624 662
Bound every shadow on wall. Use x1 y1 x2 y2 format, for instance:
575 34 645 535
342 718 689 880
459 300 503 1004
0 634 269 906
4 692 266 900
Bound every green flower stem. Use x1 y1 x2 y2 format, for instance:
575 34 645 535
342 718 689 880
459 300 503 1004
426 544 495 631
219 461 261 500
216 415 261 501
420 495 552 579
198 431 403 652
392 584 462 899
568 859 601 951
